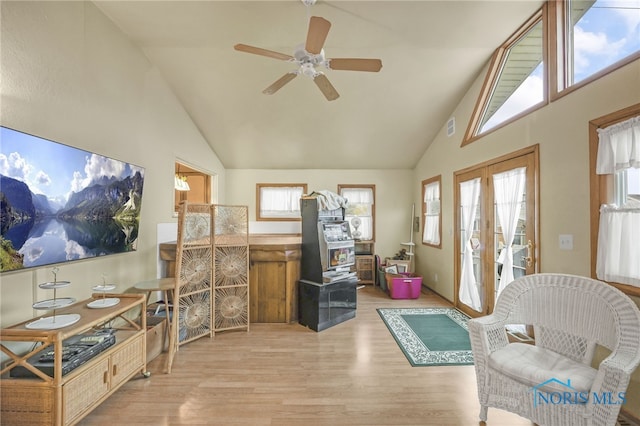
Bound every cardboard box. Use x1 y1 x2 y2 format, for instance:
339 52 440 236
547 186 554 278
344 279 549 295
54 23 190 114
387 273 422 299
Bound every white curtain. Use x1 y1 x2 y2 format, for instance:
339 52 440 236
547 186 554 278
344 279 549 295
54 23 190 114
260 186 303 217
596 116 640 174
596 115 640 287
341 188 374 240
423 182 440 245
459 178 482 311
597 206 640 286
493 167 526 298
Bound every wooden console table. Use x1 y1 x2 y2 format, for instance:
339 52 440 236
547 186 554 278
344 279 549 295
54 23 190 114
159 234 301 323
0 294 147 425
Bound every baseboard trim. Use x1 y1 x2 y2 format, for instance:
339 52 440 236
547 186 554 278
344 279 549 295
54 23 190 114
422 284 454 305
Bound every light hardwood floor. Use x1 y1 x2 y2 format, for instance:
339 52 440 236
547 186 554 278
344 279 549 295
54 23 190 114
80 286 534 425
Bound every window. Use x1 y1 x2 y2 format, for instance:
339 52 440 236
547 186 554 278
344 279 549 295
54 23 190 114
174 162 212 213
554 0 640 93
338 185 375 241
256 183 307 221
614 167 640 206
422 176 441 248
466 1 639 146
464 8 546 144
589 104 640 296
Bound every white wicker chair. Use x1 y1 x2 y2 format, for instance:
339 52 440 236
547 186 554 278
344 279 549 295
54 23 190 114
468 273 640 426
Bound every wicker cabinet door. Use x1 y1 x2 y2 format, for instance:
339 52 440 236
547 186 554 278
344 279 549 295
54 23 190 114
0 384 56 426
63 358 110 425
356 255 375 284
110 334 144 388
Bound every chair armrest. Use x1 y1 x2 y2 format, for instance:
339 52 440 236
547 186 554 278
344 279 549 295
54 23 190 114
469 314 510 355
468 314 510 406
590 350 639 397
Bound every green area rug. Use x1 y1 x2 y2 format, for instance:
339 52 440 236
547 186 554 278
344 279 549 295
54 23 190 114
377 307 474 367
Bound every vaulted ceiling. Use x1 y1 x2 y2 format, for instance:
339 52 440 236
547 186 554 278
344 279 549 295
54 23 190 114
94 0 544 170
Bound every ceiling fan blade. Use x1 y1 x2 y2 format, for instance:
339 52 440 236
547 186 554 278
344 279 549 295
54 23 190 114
234 44 294 61
327 58 383 72
305 16 331 55
263 73 298 95
313 74 339 101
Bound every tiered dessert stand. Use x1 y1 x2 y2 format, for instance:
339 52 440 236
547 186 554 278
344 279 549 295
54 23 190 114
88 275 120 309
27 267 80 330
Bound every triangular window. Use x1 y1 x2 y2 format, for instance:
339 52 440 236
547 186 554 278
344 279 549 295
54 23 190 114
464 8 547 145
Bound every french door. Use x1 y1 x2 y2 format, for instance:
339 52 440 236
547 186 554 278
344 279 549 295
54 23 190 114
454 146 539 318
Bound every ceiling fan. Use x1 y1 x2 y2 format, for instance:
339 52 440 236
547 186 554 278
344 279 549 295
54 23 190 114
233 2 382 101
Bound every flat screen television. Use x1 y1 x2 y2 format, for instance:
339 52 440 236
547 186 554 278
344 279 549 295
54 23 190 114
0 126 145 273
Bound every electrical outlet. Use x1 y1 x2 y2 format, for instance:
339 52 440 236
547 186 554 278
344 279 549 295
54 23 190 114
559 234 573 250
434 273 438 282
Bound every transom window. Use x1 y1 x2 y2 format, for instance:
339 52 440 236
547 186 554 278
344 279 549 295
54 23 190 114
557 0 640 90
464 8 546 143
465 0 640 145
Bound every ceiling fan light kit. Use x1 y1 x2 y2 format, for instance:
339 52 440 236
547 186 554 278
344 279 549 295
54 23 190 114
233 1 382 101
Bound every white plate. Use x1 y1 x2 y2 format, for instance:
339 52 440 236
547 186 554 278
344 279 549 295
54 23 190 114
38 281 71 289
92 284 116 292
87 298 120 309
32 297 76 310
26 314 81 330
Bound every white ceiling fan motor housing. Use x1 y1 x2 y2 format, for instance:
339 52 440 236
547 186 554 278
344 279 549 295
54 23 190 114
293 44 326 78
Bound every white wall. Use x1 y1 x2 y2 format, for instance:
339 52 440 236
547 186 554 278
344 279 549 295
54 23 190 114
0 1 225 327
412 58 640 302
225 169 414 259
413 57 640 418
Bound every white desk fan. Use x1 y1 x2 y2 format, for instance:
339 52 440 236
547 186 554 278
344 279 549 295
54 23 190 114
350 216 362 240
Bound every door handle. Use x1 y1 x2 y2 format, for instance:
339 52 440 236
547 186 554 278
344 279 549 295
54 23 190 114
524 240 534 267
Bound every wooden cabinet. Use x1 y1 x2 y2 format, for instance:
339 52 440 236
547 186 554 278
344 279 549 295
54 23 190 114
355 255 375 284
354 241 375 285
162 235 302 324
0 293 147 426
249 235 301 323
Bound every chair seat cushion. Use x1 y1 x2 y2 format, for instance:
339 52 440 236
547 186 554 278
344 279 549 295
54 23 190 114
488 342 597 395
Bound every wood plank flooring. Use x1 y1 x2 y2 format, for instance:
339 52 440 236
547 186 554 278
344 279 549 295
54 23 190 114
80 286 534 425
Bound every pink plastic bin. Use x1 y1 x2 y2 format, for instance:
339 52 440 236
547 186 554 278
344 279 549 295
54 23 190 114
388 273 422 299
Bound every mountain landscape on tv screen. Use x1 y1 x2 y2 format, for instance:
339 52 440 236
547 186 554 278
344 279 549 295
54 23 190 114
0 126 145 272
1 172 144 272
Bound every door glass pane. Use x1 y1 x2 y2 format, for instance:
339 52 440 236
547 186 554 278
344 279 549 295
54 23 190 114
472 208 483 307
460 197 483 311
494 175 527 302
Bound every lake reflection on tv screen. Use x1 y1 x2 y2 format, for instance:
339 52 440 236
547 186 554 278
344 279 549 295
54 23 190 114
0 126 145 272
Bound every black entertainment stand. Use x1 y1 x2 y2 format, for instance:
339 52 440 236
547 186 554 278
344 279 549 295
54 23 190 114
298 279 357 332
